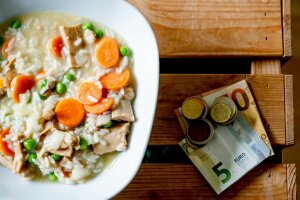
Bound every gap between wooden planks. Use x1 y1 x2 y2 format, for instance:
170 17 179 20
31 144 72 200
150 74 293 146
127 0 283 57
116 163 295 199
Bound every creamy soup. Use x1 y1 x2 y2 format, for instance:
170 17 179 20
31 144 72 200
0 12 135 184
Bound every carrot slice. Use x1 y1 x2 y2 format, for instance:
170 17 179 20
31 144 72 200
95 37 120 68
83 98 114 114
55 98 85 128
2 37 11 59
76 82 102 105
11 75 35 103
100 68 130 90
49 36 63 58
0 77 5 89
0 128 14 157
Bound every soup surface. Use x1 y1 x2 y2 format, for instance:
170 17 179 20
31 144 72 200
0 12 135 184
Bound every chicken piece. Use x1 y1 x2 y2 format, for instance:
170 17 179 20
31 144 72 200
40 121 54 137
19 166 36 180
0 154 13 169
4 57 16 69
41 129 79 157
93 123 130 155
59 25 85 68
124 87 135 101
12 141 25 173
112 100 135 122
3 57 17 86
39 78 56 97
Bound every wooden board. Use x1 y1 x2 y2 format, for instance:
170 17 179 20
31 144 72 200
150 74 290 145
251 59 281 74
116 164 291 199
282 0 292 58
287 164 296 200
128 0 283 57
284 75 294 145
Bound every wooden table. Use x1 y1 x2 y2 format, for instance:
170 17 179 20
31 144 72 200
117 0 295 199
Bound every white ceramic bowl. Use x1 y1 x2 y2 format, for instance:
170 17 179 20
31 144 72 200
0 0 159 199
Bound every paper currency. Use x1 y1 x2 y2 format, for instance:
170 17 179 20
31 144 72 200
176 80 274 194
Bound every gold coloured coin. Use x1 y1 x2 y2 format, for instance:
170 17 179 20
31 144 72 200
210 102 232 123
182 97 204 120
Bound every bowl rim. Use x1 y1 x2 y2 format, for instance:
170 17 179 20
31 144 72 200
0 0 160 199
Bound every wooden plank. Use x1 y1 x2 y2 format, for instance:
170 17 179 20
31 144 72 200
116 164 288 199
282 0 292 58
284 75 294 145
251 59 281 74
151 74 287 145
287 164 296 200
128 0 283 57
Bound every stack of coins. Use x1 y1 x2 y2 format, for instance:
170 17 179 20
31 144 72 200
181 96 213 147
210 97 237 126
186 119 214 148
181 96 208 120
181 96 238 148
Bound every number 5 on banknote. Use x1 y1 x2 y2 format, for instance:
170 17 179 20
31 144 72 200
212 162 231 184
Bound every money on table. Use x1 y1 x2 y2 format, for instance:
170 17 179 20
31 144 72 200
176 80 274 194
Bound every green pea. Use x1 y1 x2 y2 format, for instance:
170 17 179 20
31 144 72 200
95 29 104 38
38 93 46 101
11 20 21 29
64 72 75 81
82 22 94 31
38 79 47 90
55 82 67 94
0 36 4 45
23 139 36 151
103 121 112 129
48 172 57 181
120 45 129 57
27 152 37 165
79 137 88 151
51 154 61 161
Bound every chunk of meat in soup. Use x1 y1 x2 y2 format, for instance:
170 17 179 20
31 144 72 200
59 25 85 68
93 123 130 155
41 128 79 157
12 141 25 174
112 100 135 122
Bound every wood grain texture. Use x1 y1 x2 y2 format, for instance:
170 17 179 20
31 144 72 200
282 0 292 58
127 0 283 57
284 75 294 145
151 74 287 145
116 164 288 199
251 59 281 74
287 164 296 200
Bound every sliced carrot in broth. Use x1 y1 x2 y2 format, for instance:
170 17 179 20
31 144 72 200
0 77 5 89
95 37 120 68
55 98 85 128
100 68 130 90
76 82 102 105
49 36 63 58
0 128 14 157
11 75 35 103
2 37 11 59
83 98 114 114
